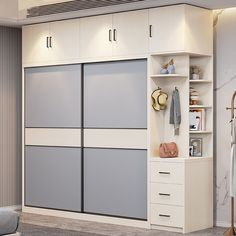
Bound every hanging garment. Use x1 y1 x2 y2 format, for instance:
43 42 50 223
230 118 236 197
169 88 181 135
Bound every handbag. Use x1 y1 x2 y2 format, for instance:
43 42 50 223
159 142 178 158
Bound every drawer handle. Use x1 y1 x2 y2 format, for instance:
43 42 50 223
159 193 171 196
159 214 171 218
158 171 170 175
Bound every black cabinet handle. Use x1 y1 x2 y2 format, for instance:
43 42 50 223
159 214 171 218
158 171 170 175
46 37 49 48
49 36 52 48
149 25 152 37
113 29 117 41
109 29 112 42
159 193 171 196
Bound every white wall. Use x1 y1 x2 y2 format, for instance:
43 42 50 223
0 0 18 21
215 8 236 226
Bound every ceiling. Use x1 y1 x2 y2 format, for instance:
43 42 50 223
2 0 236 26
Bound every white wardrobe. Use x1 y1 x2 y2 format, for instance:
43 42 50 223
22 4 213 234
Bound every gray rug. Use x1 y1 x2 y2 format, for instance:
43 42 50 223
19 223 104 236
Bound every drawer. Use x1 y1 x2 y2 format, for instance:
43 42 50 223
151 204 184 228
151 162 184 184
151 183 184 206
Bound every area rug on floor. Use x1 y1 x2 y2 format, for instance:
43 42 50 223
19 223 105 236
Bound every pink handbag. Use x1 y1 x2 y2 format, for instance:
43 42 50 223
159 142 178 158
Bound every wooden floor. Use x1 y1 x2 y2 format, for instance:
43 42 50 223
19 212 226 236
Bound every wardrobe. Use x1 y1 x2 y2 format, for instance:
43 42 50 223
22 4 213 234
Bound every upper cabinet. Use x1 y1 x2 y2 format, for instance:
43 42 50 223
149 5 213 55
23 23 51 65
112 10 149 57
80 10 149 60
23 19 79 65
22 5 213 66
49 20 80 63
80 14 113 60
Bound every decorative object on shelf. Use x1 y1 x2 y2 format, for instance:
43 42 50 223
189 138 202 157
189 145 194 156
151 88 168 111
159 142 178 158
190 65 202 80
167 58 175 74
190 87 200 105
160 63 168 74
160 59 175 74
189 109 205 131
169 87 181 135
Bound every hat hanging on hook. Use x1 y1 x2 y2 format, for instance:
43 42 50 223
151 87 168 111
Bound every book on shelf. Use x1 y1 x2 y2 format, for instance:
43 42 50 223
189 109 206 131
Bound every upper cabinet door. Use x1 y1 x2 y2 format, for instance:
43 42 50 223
80 15 113 60
149 5 185 54
112 10 149 57
50 19 80 62
23 23 51 65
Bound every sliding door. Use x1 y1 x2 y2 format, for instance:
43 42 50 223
83 60 147 219
25 65 82 211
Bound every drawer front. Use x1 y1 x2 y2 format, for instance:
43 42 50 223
151 183 184 206
151 204 184 228
151 162 184 184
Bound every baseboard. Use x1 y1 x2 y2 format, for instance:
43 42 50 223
215 221 232 228
2 205 22 211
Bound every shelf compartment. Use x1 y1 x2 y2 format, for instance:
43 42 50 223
150 74 187 78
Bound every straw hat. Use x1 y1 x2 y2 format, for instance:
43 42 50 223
151 88 168 111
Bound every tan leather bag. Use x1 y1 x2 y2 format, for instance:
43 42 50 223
159 142 178 158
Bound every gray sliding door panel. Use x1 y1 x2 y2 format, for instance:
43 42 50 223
84 148 147 219
84 60 147 128
25 146 81 211
25 65 81 127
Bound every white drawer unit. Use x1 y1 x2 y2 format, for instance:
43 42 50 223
151 183 184 206
150 204 184 228
150 161 184 184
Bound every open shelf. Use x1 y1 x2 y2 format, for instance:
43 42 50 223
189 130 212 134
189 105 212 109
150 74 187 78
189 80 212 83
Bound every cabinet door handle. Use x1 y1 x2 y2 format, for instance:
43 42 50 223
149 25 152 37
159 214 171 218
109 29 112 42
49 36 52 48
46 37 49 48
159 193 171 196
158 171 170 175
113 29 117 41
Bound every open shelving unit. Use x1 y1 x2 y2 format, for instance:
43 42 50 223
148 52 213 233
149 53 213 159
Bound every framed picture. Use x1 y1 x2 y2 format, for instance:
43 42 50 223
189 138 202 157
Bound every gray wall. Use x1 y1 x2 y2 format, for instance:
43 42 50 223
0 26 22 207
214 8 236 226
